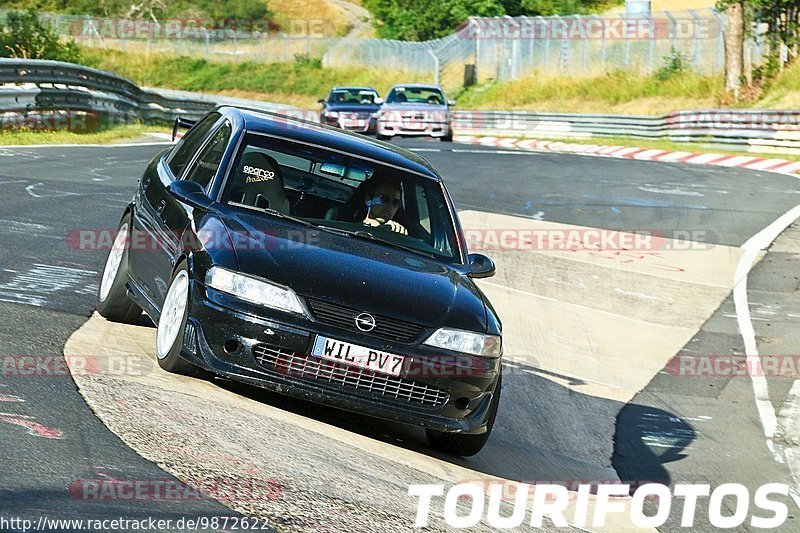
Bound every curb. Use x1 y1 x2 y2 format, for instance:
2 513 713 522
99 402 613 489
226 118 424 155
453 135 800 177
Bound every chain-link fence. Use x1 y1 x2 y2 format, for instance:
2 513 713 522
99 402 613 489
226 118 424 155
2 9 774 95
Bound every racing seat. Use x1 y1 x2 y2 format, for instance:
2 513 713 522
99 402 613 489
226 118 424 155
230 152 290 214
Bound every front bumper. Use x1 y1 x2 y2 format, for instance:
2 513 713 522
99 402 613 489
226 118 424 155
181 284 501 434
321 115 376 134
377 120 451 138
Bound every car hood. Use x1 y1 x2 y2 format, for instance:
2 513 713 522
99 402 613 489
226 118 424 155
324 104 380 113
218 211 488 333
380 103 448 113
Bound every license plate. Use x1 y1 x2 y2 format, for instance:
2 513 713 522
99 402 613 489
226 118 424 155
405 121 425 130
340 119 367 128
311 336 405 376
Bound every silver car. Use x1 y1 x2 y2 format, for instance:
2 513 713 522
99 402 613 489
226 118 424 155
376 84 455 142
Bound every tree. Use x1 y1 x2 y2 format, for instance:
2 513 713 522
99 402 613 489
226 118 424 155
0 9 80 61
363 0 618 41
723 2 745 97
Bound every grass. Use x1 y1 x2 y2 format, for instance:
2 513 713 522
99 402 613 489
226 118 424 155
0 124 156 145
270 0 352 37
454 69 723 115
751 59 800 109
79 48 429 109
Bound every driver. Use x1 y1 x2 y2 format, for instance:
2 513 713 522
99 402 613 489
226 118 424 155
362 177 408 235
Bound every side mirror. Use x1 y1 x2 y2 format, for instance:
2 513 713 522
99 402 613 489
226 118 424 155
447 100 457 107
172 117 196 142
467 253 495 279
168 180 214 210
374 97 384 105
318 99 326 106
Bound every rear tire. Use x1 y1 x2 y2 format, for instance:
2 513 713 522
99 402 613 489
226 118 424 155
376 134 391 141
426 372 502 457
155 261 196 375
97 214 142 324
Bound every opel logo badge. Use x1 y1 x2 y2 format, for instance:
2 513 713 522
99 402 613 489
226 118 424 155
355 313 376 332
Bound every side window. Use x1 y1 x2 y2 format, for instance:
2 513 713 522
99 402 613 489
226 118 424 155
184 121 232 189
167 112 221 178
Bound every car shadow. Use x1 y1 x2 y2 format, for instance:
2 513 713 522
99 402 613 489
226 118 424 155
208 357 693 489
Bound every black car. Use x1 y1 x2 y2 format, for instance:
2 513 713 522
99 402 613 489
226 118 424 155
318 87 382 134
97 106 502 456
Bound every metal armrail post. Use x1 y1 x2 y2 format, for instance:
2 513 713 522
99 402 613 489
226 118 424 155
665 10 677 51
689 9 702 70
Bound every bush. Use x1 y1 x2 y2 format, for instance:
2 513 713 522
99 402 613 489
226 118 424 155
655 48 690 81
293 53 322 68
0 10 81 62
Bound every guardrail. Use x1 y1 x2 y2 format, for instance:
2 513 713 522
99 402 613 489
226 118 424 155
2 59 799 154
452 110 800 153
0 59 296 128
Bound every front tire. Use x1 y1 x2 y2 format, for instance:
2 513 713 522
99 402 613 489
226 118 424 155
97 214 142 324
426 372 502 457
155 261 196 375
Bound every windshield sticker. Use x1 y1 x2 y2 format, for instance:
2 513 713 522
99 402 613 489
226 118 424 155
244 166 275 183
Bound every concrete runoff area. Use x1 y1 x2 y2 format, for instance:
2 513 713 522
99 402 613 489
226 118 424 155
460 210 749 402
65 208 751 531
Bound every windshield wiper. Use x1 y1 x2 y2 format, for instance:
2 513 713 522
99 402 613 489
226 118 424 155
337 227 438 259
228 202 319 228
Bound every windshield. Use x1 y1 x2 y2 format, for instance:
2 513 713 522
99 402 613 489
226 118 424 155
386 87 445 105
328 88 380 105
222 133 460 261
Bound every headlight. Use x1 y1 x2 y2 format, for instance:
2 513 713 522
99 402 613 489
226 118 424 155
324 111 339 118
205 267 305 315
423 327 502 357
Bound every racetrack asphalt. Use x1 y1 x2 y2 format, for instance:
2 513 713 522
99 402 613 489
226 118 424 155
0 138 798 531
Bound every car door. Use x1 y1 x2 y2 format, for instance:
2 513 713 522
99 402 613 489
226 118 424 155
130 112 221 307
150 119 234 307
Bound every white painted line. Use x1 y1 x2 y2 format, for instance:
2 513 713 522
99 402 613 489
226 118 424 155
734 202 800 465
408 148 441 153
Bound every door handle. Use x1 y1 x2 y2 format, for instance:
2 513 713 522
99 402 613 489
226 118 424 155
157 200 166 216
142 175 151 187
